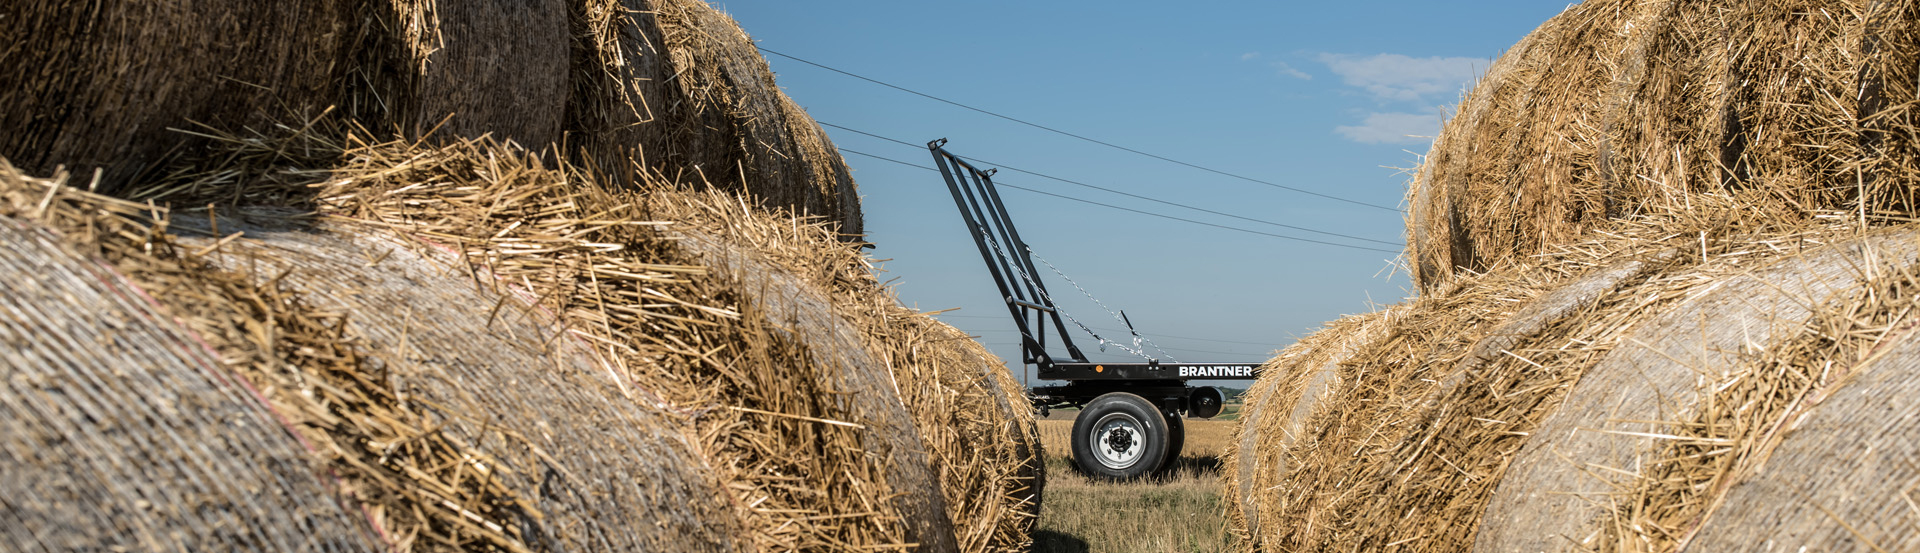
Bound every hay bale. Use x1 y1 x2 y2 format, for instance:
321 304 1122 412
0 212 380 552
377 0 573 146
1410 0 1920 292
1681 308 1920 552
3 0 861 234
0 0 351 192
669 230 960 553
643 187 1044 552
1235 1 1920 550
181 218 748 553
1225 265 1568 551
1226 221 1920 552
568 0 864 237
1223 308 1403 549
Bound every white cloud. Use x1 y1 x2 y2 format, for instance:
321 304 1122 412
1240 52 1310 79
1317 53 1484 103
1271 61 1312 80
1334 112 1441 145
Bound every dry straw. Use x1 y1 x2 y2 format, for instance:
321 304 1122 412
1222 307 1404 550
1 0 861 235
100 117 1037 551
1410 0 1920 293
644 188 1045 552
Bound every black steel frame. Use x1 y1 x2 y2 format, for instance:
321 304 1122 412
928 139 1262 400
929 138 1085 368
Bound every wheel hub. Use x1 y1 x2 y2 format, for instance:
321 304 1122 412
1105 427 1135 453
1090 413 1146 469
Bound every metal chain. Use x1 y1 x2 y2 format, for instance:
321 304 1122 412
1028 249 1179 362
980 232 1175 362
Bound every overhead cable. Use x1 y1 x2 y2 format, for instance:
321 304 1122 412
819 121 1401 246
836 147 1402 254
760 46 1405 213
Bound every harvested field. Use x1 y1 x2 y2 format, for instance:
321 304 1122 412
1231 1 1920 552
1035 418 1236 553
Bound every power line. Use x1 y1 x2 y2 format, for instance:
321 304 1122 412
836 147 1402 254
760 47 1404 213
977 341 1259 358
1086 327 1281 347
944 318 1281 347
819 121 1401 247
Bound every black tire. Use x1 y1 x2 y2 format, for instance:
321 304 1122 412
1070 392 1171 480
1163 412 1186 469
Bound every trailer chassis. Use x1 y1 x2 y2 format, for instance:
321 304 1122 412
928 139 1264 479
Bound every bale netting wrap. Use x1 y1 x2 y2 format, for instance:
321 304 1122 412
1222 308 1402 548
173 216 744 553
1681 295 1920 552
5 0 862 234
0 213 380 552
1476 230 1920 553
1563 232 1920 553
1410 0 1920 292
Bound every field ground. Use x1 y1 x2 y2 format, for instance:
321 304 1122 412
1032 417 1237 553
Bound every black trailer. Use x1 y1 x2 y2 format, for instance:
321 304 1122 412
928 140 1264 479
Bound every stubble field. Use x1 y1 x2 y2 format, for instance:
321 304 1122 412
1031 412 1238 553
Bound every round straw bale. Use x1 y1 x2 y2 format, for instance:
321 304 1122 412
1224 308 1403 549
169 215 746 552
673 230 960 553
1411 0 1920 291
640 185 1041 551
5 0 861 235
0 214 380 551
568 0 864 237
0 0 351 194
1476 230 1920 553
882 319 1045 553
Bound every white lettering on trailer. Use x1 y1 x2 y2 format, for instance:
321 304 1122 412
1177 365 1254 377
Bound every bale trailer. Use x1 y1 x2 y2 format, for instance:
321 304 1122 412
929 139 1263 479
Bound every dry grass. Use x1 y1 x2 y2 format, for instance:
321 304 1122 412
1033 419 1236 553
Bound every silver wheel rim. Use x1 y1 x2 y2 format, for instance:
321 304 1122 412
1090 412 1146 469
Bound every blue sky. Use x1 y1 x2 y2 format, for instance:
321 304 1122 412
716 1 1573 385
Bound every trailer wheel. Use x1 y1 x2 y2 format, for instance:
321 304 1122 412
1071 392 1170 479
1163 412 1186 470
